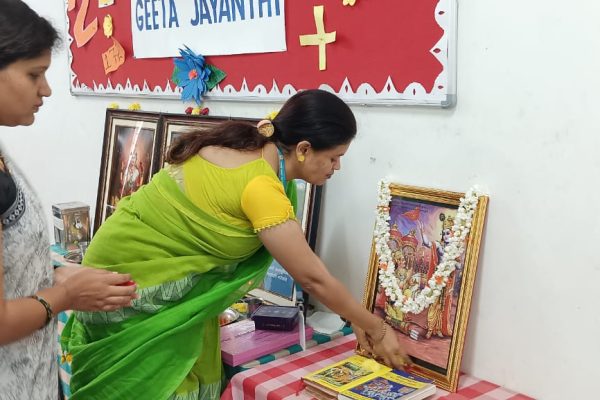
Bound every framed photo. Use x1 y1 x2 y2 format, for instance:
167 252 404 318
93 110 162 233
158 114 232 167
361 183 488 392
250 179 322 306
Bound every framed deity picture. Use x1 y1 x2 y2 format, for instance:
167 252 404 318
93 110 162 233
361 183 488 392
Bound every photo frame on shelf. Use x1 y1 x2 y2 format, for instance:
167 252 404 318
93 110 162 233
360 183 488 392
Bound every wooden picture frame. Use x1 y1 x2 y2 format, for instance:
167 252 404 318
93 110 162 233
158 113 323 307
360 183 488 392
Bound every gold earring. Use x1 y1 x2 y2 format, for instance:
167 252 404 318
297 154 305 162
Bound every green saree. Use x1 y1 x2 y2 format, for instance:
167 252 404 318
61 170 296 400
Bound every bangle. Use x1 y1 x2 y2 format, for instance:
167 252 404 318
30 295 54 327
367 319 388 344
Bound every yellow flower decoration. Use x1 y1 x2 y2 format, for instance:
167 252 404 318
128 103 141 111
342 0 357 5
191 106 201 115
265 110 279 120
107 102 119 109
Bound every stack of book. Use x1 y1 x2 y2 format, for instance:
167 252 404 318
302 354 436 400
220 320 313 366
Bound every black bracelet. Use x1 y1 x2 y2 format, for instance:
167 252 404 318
30 295 54 326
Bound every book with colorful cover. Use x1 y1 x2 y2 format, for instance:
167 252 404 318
340 369 436 400
302 355 435 400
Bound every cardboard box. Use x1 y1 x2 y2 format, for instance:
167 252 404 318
52 202 90 251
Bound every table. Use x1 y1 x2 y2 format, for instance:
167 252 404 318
221 334 534 400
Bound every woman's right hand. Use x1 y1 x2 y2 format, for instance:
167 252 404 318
58 267 138 312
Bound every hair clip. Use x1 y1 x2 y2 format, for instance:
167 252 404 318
265 110 279 120
257 119 275 138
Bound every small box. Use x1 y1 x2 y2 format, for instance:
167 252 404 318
52 202 90 251
251 305 299 331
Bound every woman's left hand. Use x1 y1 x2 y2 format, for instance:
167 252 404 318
54 263 83 285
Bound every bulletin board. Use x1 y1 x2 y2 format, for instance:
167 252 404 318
66 0 457 106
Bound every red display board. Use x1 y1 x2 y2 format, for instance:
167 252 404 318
67 0 456 106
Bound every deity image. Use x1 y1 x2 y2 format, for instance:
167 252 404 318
120 151 145 197
105 125 154 219
417 214 456 339
370 192 481 373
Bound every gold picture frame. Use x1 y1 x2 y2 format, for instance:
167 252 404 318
360 183 488 392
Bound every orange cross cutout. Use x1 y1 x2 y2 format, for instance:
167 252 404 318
299 6 336 71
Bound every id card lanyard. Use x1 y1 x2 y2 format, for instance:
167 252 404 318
276 146 287 190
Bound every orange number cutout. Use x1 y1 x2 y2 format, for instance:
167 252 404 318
74 0 98 48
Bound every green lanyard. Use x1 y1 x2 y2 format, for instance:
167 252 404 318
276 146 287 190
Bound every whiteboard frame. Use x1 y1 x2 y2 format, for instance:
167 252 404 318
66 0 457 108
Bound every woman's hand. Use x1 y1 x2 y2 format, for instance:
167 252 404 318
53 263 83 285
57 267 138 312
369 322 411 370
353 325 375 355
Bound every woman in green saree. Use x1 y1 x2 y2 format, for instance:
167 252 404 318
61 89 408 399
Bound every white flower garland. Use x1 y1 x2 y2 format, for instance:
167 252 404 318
375 180 482 314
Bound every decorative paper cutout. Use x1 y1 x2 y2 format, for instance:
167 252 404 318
74 0 98 48
102 37 125 75
299 6 336 71
99 0 115 8
103 15 113 38
172 46 226 105
67 0 76 12
342 0 357 5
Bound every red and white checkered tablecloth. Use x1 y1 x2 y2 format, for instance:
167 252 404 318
221 334 534 400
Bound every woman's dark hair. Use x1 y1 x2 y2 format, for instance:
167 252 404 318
0 0 60 69
167 89 357 164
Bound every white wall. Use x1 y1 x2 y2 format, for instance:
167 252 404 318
2 1 598 399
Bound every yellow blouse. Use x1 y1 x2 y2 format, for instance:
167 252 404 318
180 155 295 232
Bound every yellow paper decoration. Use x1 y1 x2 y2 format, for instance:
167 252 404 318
107 102 119 109
191 106 202 115
342 0 357 5
102 14 113 38
299 6 336 71
128 103 141 111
